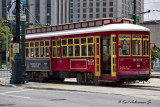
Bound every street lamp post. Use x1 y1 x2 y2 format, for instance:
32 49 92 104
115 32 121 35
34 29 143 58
10 0 25 84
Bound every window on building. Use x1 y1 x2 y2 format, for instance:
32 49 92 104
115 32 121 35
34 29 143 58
103 2 106 6
103 8 106 12
103 14 106 18
110 2 113 6
89 14 93 18
96 14 100 18
83 9 86 13
109 14 113 17
89 8 93 12
83 14 86 18
109 8 113 12
96 2 100 7
83 3 86 7
96 8 100 12
90 3 93 7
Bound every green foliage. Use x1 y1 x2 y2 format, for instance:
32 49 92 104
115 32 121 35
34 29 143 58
0 18 13 51
151 46 160 62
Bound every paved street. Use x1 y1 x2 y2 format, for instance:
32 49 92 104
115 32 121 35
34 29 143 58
0 87 159 107
0 70 160 107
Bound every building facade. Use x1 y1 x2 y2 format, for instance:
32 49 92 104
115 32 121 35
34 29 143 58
0 0 144 25
0 0 70 25
0 0 7 19
69 0 144 23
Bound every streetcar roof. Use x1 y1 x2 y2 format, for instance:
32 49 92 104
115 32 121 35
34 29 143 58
26 24 150 39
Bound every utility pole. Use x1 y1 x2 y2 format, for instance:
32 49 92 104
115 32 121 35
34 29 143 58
10 0 24 84
133 0 136 24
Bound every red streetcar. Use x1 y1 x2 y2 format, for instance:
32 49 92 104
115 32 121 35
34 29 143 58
9 18 151 85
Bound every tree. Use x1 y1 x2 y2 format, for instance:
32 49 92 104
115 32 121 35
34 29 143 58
151 46 160 63
0 18 13 51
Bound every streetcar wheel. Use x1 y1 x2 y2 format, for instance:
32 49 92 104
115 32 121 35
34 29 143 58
59 78 65 82
38 73 44 82
93 76 100 86
77 73 82 84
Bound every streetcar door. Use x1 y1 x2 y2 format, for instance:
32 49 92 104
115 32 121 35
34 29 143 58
95 36 101 76
111 35 117 77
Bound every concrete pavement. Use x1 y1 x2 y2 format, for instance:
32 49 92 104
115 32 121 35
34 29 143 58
1 69 160 101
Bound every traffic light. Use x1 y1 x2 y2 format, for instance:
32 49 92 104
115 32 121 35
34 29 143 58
26 22 33 25
2 21 9 26
45 24 50 26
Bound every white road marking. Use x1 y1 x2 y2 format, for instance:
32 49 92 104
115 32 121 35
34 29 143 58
5 94 30 99
0 89 32 94
0 89 32 99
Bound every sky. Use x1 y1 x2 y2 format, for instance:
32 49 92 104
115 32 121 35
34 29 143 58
144 0 160 21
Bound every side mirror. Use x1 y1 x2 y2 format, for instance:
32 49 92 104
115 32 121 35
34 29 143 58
117 44 122 48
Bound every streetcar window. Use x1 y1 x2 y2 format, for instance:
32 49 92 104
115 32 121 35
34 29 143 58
32 29 36 33
45 41 50 46
82 22 87 27
68 46 73 56
26 48 29 58
35 48 39 57
69 24 74 29
35 42 39 47
47 27 51 32
96 20 102 26
25 43 29 47
62 46 67 57
88 37 93 43
89 21 94 27
132 35 142 56
53 40 60 58
68 39 73 45
81 38 86 44
30 48 34 57
37 28 41 33
46 47 50 57
88 45 94 56
143 35 149 56
75 45 80 56
41 27 46 32
57 47 60 57
40 47 44 57
62 40 67 45
27 30 31 34
52 47 56 57
52 27 56 31
30 42 34 47
52 41 56 46
40 41 44 46
74 38 79 44
143 40 149 55
104 20 110 25
58 26 62 30
63 25 68 30
82 45 87 56
119 40 130 55
75 23 81 28
57 40 60 46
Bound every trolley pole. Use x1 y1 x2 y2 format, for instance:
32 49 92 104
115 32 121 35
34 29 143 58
10 0 24 84
133 0 136 24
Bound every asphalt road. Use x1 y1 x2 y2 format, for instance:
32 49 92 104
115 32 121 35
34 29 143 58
0 87 159 107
